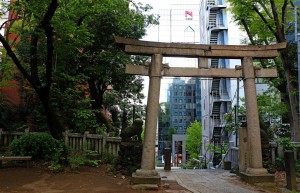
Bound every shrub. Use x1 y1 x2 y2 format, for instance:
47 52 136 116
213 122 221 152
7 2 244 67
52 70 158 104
296 160 300 177
9 133 62 161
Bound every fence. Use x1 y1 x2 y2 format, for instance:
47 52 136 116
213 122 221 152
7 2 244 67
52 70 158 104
0 128 121 157
227 146 238 168
225 142 300 168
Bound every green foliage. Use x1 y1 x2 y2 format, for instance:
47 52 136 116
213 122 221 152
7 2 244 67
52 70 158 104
101 151 117 165
274 157 285 171
227 0 299 140
185 120 202 159
257 88 287 123
9 133 62 160
224 112 236 132
181 158 200 169
278 137 295 151
296 160 300 177
0 0 156 138
48 143 69 173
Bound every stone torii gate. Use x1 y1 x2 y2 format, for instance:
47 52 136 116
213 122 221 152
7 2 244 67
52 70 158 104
115 36 286 187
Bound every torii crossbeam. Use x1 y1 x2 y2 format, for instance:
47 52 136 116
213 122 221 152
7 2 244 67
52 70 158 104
115 36 286 187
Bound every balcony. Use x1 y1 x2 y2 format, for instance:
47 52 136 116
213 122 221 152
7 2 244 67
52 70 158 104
212 115 226 128
207 0 226 10
211 90 230 102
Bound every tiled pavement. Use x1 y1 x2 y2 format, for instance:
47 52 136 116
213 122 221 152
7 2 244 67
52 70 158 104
157 168 268 193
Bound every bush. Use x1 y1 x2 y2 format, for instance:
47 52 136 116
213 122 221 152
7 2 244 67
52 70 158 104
182 158 200 169
296 160 300 177
9 133 62 161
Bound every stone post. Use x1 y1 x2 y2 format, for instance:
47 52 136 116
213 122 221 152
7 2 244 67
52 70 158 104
0 128 3 146
64 130 69 146
242 57 267 174
132 54 162 186
164 148 171 171
83 131 89 151
284 151 297 191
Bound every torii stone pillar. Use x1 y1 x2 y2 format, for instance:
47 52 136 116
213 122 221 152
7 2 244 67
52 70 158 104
240 57 274 183
114 36 287 186
131 54 162 185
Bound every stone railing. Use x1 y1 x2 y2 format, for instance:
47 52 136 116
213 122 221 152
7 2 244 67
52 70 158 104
269 141 300 164
0 128 121 157
224 141 300 168
227 146 239 168
64 130 121 156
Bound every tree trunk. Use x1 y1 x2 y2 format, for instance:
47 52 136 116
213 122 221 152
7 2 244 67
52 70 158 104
281 49 300 141
37 90 64 140
87 78 114 133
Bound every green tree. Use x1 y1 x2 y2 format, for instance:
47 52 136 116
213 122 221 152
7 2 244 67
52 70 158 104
185 120 202 159
0 0 157 138
78 0 157 133
227 0 300 141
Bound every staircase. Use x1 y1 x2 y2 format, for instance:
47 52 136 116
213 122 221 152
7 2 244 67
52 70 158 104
211 79 220 98
210 32 218 45
208 10 217 28
211 58 219 68
211 102 221 116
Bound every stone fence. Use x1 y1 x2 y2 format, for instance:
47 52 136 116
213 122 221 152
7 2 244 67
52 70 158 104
226 141 300 169
0 128 121 157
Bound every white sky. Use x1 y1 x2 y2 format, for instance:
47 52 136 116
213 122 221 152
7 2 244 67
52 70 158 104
136 0 246 104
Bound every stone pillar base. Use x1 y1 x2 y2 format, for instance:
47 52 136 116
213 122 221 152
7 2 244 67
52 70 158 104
131 170 161 187
240 172 274 184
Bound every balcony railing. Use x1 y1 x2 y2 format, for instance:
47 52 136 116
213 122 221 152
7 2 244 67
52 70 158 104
212 115 226 127
207 0 226 9
211 90 230 101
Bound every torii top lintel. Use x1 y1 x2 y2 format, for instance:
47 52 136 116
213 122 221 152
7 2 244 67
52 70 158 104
115 36 286 59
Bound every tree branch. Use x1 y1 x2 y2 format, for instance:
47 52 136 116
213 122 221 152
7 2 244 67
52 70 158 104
40 0 58 93
252 5 279 40
281 0 288 38
270 0 285 41
258 1 273 20
0 33 37 90
240 18 255 44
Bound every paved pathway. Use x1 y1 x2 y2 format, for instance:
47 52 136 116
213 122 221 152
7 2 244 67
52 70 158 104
157 168 270 193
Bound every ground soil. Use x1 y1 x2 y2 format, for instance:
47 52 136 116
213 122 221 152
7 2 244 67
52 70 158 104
0 162 297 193
0 164 188 193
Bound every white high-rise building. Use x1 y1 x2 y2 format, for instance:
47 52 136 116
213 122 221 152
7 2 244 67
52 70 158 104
199 0 232 166
142 0 245 166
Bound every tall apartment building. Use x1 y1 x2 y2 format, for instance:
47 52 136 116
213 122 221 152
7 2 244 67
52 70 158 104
199 0 231 166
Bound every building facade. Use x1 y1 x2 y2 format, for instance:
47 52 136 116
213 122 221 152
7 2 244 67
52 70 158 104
157 78 201 164
156 1 203 165
199 0 231 166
